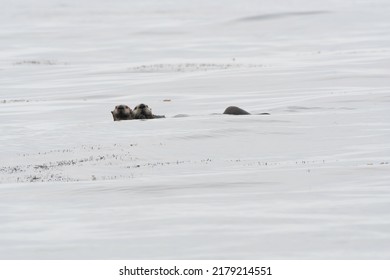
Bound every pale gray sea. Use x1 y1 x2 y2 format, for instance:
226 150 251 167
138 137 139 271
1 0 390 259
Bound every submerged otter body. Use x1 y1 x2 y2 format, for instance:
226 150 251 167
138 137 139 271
223 106 251 115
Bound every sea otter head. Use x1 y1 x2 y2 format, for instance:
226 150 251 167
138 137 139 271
111 104 133 121
133 103 153 119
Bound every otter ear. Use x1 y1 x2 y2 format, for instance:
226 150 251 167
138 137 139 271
111 111 114 115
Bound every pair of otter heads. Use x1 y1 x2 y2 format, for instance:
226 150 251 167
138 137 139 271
111 103 153 121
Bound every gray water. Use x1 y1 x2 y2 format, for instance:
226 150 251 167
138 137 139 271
1 0 390 259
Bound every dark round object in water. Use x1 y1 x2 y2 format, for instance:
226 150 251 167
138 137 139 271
223 106 251 115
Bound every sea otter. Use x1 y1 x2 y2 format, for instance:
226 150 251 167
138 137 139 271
133 103 166 119
111 104 133 121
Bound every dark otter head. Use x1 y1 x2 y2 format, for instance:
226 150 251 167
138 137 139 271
133 103 153 119
111 104 133 121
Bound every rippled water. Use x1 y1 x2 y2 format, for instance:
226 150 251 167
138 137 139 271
1 0 390 259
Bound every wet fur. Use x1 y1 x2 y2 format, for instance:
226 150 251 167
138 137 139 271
133 104 154 119
112 103 165 121
111 105 133 121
